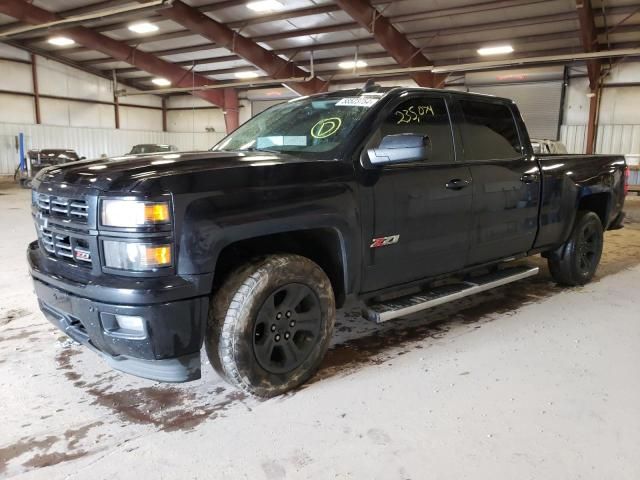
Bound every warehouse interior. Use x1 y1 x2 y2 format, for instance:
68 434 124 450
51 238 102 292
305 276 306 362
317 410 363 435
0 0 639 478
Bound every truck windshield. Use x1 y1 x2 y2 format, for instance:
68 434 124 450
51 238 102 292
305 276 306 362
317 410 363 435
212 94 383 158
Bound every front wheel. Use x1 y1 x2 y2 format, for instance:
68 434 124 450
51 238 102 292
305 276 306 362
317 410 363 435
206 254 335 397
547 211 604 286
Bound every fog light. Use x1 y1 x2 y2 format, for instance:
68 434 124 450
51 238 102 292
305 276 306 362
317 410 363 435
115 314 144 332
101 313 146 339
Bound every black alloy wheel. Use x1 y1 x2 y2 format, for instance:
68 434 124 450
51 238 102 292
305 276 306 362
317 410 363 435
253 283 322 374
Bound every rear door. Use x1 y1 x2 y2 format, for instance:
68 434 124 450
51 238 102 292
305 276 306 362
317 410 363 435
360 93 473 292
455 98 540 265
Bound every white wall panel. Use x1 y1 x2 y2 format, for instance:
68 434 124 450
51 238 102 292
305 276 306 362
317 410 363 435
118 86 162 108
563 76 590 125
599 87 640 125
119 106 163 131
37 57 113 103
40 98 70 126
0 60 33 93
0 94 35 124
560 124 640 155
167 96 215 109
69 102 115 129
165 97 251 133
596 125 640 155
0 43 30 62
167 109 226 133
560 125 587 153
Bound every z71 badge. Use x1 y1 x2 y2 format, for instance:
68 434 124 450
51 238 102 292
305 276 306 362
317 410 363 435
370 235 400 248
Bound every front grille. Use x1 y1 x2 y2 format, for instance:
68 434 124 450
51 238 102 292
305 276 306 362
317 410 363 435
38 225 92 267
37 193 89 223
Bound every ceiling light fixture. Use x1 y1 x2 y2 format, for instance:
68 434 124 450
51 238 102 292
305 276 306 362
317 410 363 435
338 60 368 69
246 1 284 12
48 36 75 46
477 45 514 56
128 22 159 34
234 71 260 79
152 78 171 86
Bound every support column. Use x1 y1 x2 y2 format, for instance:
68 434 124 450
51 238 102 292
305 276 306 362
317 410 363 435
585 86 601 154
223 88 239 134
162 97 168 132
114 94 120 129
30 54 41 124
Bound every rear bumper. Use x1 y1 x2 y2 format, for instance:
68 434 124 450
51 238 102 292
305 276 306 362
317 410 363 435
28 241 210 383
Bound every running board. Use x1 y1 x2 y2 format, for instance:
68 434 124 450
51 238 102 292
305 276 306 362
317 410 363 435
363 265 539 324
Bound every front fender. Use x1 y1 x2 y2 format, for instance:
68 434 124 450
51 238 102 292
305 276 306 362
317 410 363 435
174 182 360 294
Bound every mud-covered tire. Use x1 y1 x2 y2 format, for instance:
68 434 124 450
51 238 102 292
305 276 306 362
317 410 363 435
206 254 335 397
547 211 603 286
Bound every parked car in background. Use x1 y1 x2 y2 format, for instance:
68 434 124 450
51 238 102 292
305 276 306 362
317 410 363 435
14 149 85 188
531 138 568 154
128 144 178 155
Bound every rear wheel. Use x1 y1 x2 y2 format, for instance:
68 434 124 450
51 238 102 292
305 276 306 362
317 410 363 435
547 211 603 286
206 254 335 397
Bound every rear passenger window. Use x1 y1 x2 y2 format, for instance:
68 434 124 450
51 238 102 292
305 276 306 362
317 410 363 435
374 96 454 163
459 100 522 160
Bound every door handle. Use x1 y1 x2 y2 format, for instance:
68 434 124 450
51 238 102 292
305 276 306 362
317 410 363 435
520 173 539 184
445 178 470 190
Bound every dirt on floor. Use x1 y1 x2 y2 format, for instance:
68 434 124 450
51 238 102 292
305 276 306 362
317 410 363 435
1 183 639 479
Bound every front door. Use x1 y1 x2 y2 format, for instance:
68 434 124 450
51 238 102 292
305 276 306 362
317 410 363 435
360 93 473 293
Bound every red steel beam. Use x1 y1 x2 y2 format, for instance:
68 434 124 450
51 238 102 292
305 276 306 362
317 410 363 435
576 0 601 89
334 0 445 88
575 0 601 154
0 0 227 108
223 88 239 133
154 0 326 96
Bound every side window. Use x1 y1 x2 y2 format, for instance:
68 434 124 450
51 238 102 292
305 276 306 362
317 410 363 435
459 100 522 161
373 96 454 163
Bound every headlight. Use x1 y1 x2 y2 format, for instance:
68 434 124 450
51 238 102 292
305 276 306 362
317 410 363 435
103 241 172 271
101 199 171 227
31 189 37 205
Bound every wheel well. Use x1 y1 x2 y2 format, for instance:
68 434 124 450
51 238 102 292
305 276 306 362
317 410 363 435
578 193 610 227
212 229 347 307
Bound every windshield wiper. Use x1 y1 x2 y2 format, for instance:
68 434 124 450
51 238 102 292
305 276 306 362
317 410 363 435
240 147 282 154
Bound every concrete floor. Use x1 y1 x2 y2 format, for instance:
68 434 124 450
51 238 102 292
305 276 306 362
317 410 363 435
1 180 639 480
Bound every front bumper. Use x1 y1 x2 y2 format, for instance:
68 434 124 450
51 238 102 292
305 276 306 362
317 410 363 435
28 241 210 383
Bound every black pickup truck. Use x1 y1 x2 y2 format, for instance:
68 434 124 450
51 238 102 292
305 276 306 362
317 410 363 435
28 86 627 397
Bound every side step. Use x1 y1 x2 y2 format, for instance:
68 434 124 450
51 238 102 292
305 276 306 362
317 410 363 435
363 265 539 323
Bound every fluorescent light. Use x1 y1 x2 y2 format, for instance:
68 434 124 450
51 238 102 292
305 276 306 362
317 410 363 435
246 1 283 12
234 71 260 79
477 45 514 56
128 22 159 34
152 78 171 86
48 36 75 46
338 60 368 69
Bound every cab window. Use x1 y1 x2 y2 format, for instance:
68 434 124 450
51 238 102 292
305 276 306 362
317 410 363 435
458 99 522 160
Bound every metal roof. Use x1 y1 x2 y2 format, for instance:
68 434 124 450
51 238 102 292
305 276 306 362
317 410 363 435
0 0 638 95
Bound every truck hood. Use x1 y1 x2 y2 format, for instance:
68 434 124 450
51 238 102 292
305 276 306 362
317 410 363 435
35 150 314 192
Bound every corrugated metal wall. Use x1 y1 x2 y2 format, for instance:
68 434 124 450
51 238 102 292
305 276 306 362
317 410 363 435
560 124 640 154
0 123 225 175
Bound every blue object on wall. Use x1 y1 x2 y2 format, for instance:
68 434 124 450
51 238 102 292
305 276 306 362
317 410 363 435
18 133 25 171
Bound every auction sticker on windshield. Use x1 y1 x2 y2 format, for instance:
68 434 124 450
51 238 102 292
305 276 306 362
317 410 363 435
335 97 379 107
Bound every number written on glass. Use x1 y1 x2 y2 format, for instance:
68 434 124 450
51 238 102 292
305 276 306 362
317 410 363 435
395 105 435 125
